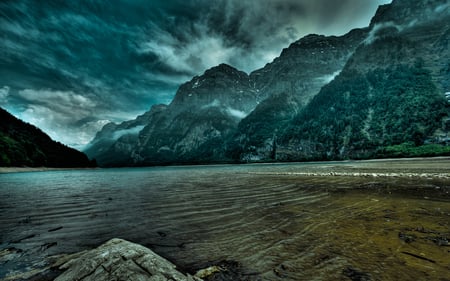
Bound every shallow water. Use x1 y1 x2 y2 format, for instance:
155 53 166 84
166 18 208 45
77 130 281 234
0 161 449 280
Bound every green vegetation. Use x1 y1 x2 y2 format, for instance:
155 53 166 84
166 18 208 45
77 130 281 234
0 107 96 167
238 92 298 147
282 62 449 160
227 92 299 161
377 142 450 158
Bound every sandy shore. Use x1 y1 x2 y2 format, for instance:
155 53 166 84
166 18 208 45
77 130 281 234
245 156 450 178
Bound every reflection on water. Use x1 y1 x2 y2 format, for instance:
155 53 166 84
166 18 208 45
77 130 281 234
0 161 449 280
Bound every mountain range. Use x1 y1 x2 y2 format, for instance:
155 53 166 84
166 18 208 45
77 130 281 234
85 0 450 167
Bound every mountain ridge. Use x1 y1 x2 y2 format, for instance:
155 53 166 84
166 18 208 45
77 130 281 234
0 107 96 167
85 0 450 166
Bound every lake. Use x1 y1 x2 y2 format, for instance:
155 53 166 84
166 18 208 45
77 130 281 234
1 159 449 280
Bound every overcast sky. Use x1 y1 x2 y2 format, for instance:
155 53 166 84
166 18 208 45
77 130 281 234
0 0 391 150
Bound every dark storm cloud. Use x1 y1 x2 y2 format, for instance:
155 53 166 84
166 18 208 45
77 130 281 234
0 0 391 149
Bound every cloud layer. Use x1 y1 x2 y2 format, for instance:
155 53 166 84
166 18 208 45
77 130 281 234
0 0 391 149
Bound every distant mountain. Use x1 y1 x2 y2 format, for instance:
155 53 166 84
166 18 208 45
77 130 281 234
85 63 257 165
85 0 450 166
0 107 95 167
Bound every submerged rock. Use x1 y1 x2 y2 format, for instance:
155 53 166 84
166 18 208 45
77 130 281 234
193 260 258 281
194 265 224 279
54 238 202 281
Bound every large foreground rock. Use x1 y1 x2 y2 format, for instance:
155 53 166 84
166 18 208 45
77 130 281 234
55 238 201 281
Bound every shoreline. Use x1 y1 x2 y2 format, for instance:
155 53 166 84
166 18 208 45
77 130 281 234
1 156 449 174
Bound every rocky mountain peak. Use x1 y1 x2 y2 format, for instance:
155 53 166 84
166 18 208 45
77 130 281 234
276 29 366 61
249 27 367 109
203 63 248 78
290 34 329 48
169 63 254 113
347 0 449 90
370 0 449 27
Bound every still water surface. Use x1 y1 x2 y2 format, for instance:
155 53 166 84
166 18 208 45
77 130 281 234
0 162 449 280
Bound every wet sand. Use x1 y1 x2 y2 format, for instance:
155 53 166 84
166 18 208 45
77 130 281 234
0 157 449 280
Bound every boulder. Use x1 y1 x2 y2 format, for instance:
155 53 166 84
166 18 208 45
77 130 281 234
55 238 202 281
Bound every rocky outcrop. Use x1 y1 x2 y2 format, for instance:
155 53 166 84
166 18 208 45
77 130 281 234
54 238 201 281
250 28 367 107
169 63 257 114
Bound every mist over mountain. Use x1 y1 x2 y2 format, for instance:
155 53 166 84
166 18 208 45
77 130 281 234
0 0 389 149
85 0 450 166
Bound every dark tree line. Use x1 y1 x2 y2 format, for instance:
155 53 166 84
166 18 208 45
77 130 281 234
0 108 96 167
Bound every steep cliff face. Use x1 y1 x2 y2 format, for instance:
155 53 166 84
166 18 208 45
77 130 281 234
229 29 368 161
84 104 168 166
369 0 449 27
348 0 449 90
169 63 257 114
132 64 259 165
86 64 258 166
250 28 367 106
85 0 450 166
